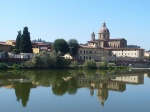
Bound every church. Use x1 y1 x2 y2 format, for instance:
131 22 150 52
89 22 127 48
77 22 144 61
76 22 144 61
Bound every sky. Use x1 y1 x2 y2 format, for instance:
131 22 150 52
0 0 150 50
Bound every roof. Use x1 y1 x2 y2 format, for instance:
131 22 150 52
88 39 108 42
79 45 104 49
7 40 16 42
0 42 11 46
99 22 110 34
104 47 144 50
109 38 126 41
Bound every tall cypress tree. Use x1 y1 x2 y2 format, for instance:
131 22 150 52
16 30 21 50
20 27 33 53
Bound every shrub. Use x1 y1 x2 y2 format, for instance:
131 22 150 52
0 63 8 70
12 64 21 69
83 60 96 69
70 61 78 68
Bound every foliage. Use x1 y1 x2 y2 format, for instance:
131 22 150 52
16 30 21 50
0 63 8 70
101 57 107 62
70 61 78 68
19 27 33 53
96 57 107 68
12 49 20 54
108 63 114 67
53 39 69 55
83 60 96 69
12 64 21 69
24 50 69 69
68 39 79 57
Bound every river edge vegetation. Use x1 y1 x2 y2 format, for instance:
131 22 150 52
0 51 128 70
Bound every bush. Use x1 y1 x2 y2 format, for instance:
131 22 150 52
83 60 96 69
96 62 107 68
70 61 78 68
12 64 21 69
108 63 114 67
0 63 8 70
12 49 20 54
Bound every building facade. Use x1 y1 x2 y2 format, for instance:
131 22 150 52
0 42 12 52
77 22 144 61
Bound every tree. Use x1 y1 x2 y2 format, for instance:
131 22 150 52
16 31 21 51
83 60 97 69
68 39 79 57
20 27 33 53
100 57 107 68
53 39 69 55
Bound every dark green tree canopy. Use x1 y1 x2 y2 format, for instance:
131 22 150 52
68 39 79 57
19 27 33 53
16 30 21 50
53 39 69 55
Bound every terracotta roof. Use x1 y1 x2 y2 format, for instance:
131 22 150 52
104 47 144 50
7 40 16 42
0 42 11 46
109 38 126 41
79 45 104 49
88 39 108 42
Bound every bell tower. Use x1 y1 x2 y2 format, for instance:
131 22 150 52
91 32 95 41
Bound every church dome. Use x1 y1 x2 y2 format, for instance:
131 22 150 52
99 22 109 33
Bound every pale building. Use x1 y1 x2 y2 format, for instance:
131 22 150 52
0 42 12 52
77 22 144 61
6 40 16 46
111 75 144 84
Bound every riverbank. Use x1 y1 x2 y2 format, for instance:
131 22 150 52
131 67 150 70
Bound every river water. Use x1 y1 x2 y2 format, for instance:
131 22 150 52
0 69 150 112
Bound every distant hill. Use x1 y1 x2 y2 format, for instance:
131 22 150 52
127 45 140 48
32 39 53 45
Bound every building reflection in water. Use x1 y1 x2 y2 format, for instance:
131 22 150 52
77 73 144 106
0 70 147 107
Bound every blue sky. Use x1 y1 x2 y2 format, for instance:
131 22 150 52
0 0 150 50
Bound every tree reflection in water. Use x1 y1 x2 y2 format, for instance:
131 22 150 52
0 69 146 107
14 82 32 107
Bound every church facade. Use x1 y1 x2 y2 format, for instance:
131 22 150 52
77 22 144 61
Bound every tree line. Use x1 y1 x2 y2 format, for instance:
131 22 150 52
14 26 79 59
15 27 33 53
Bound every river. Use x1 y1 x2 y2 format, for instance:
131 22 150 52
0 69 150 112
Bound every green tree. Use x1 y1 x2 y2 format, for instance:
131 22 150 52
20 27 33 53
83 60 97 69
100 57 107 68
53 39 69 55
16 30 21 51
68 39 79 57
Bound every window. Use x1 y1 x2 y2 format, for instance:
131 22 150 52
80 56 82 59
80 50 82 53
89 51 92 54
89 56 91 59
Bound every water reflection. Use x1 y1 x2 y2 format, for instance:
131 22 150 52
0 69 148 107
